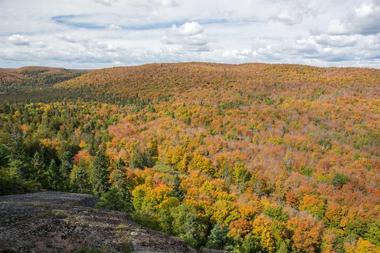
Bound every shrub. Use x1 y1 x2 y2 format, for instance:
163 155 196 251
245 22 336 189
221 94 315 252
97 188 133 213
171 204 208 248
332 173 349 188
264 206 288 222
206 224 229 250
364 221 380 246
240 234 264 253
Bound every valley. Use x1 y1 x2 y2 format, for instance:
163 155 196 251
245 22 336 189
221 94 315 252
0 63 379 252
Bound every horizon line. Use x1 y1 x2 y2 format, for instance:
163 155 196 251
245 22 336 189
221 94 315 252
2 61 380 71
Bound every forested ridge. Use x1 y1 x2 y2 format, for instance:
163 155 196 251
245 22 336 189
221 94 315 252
0 63 379 252
0 66 85 92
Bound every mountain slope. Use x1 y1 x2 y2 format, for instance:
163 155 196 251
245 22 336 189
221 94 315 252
57 63 380 103
0 66 85 92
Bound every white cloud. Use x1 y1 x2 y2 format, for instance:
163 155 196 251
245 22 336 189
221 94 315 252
355 2 376 17
291 33 380 63
313 35 357 48
153 0 179 7
162 22 209 52
94 0 118 6
173 21 203 36
0 0 379 68
8 34 30 46
327 0 380 35
327 19 348 35
270 10 303 26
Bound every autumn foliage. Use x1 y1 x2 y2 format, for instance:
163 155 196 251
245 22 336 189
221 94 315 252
0 63 379 252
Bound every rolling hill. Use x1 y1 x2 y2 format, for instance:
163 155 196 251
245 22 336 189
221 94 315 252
0 66 85 92
0 63 379 253
57 63 380 102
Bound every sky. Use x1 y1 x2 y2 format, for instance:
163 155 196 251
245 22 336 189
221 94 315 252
1 0 380 69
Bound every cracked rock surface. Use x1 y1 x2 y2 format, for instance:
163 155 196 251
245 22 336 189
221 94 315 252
0 191 198 253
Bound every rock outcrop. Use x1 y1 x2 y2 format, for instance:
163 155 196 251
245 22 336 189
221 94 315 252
0 192 198 253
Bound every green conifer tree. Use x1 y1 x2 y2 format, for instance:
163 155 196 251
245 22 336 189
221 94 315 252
90 147 110 196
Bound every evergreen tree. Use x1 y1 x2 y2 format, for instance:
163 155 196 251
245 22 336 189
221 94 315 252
60 151 72 191
70 163 91 193
0 162 26 195
0 144 10 168
9 127 25 161
31 151 48 187
171 204 208 248
129 145 146 169
240 234 264 253
90 147 110 196
47 159 61 190
97 166 133 212
170 175 184 200
8 127 29 179
114 158 125 171
206 224 229 250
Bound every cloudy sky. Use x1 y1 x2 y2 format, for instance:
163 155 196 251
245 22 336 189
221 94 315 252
1 0 380 68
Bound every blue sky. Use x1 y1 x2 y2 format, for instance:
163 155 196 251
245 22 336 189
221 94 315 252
1 0 380 68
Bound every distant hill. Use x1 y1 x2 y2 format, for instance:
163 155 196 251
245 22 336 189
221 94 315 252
56 63 380 103
0 66 86 92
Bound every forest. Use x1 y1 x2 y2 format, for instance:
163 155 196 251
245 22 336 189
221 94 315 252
0 63 379 253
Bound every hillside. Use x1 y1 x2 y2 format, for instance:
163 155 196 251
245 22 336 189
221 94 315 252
0 66 85 93
57 63 380 102
0 63 379 252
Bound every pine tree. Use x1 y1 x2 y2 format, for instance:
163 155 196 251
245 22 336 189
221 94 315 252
8 127 29 179
171 204 208 248
129 145 146 169
240 234 263 253
31 151 48 187
70 163 91 193
47 159 61 190
99 163 133 212
206 224 229 249
115 158 125 171
90 147 110 196
170 175 184 200
60 151 72 191
9 127 25 161
0 144 10 168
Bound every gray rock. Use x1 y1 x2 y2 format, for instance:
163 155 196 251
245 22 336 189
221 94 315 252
0 191 199 253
